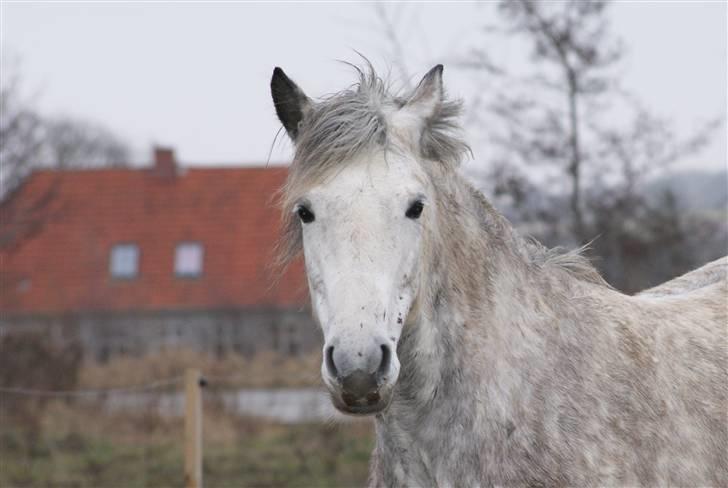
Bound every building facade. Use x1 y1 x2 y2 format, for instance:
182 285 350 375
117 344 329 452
0 149 320 360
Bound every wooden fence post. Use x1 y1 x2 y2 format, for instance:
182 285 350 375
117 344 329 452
185 368 203 488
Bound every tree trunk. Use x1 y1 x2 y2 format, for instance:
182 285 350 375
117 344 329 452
567 71 585 243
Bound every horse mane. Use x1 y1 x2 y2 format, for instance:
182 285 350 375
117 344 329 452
293 62 468 179
276 62 469 269
527 240 611 287
463 184 609 287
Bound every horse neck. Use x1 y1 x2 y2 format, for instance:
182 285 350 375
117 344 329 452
373 172 609 483
392 172 578 417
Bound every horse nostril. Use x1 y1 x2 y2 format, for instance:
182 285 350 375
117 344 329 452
366 391 380 405
325 345 338 378
378 344 391 377
342 392 358 406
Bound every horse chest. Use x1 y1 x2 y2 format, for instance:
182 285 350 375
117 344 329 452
374 402 510 486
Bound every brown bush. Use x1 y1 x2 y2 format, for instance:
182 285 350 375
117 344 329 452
0 332 82 431
0 332 82 390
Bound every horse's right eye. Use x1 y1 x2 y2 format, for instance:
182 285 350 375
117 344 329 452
297 205 315 224
405 200 424 220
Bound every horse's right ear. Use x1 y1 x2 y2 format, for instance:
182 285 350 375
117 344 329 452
271 67 311 141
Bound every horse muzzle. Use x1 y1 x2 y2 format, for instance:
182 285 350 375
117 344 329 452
321 340 398 415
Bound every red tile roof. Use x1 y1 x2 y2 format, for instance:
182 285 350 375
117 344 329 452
0 164 307 315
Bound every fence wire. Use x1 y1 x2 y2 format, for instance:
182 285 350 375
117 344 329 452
0 368 372 487
0 376 184 397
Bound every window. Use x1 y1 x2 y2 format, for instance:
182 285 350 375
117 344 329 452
110 243 139 279
175 242 203 277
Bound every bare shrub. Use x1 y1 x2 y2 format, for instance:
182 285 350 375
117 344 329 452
0 332 82 433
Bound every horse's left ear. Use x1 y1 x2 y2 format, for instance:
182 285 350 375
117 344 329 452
271 67 311 141
402 64 444 120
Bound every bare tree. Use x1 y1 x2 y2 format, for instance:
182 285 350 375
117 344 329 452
373 4 414 89
0 62 131 249
41 116 129 170
0 70 45 201
469 1 719 244
480 1 723 291
496 0 622 240
1 62 130 201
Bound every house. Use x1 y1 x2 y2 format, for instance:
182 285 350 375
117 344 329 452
0 148 318 360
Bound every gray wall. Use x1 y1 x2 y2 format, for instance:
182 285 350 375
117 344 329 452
0 307 322 361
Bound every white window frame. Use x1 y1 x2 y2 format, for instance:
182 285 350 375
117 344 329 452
175 242 204 278
110 243 139 279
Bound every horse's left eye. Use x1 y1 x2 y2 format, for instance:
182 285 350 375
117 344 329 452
405 200 424 219
297 205 315 224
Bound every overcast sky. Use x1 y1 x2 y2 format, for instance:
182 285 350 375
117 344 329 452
1 2 726 174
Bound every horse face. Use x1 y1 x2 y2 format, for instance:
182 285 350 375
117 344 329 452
296 152 429 414
272 64 446 415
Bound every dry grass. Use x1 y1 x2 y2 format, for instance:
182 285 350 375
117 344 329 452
1 399 373 487
1 341 374 486
78 349 323 390
2 346 374 486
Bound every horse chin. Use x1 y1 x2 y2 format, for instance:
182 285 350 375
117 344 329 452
328 390 393 416
335 402 387 416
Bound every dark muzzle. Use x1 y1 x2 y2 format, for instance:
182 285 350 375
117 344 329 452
341 370 380 407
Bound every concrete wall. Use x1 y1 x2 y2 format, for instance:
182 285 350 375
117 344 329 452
0 307 322 362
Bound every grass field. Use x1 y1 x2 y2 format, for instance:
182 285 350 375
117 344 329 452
1 349 374 487
1 400 373 487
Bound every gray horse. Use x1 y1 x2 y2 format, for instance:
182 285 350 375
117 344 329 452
270 63 727 486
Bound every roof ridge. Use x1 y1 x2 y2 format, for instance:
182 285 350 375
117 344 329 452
29 164 289 175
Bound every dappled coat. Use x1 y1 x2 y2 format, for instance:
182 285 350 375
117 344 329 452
271 62 727 486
